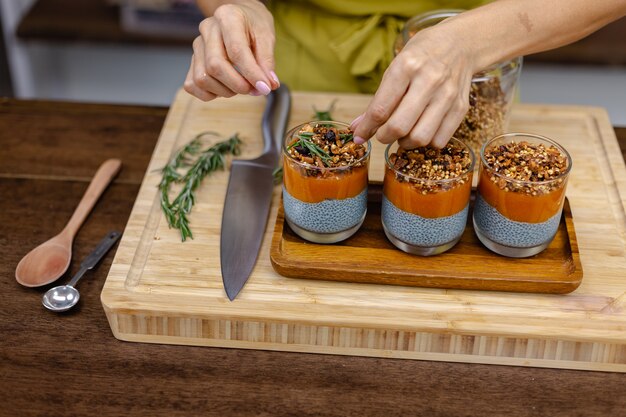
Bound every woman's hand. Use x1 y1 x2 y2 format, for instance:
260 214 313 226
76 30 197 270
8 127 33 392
351 23 476 149
184 0 279 101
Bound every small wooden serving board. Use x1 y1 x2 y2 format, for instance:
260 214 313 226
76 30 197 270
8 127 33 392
102 90 626 372
271 187 582 294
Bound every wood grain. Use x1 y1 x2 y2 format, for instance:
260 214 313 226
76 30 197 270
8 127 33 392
271 188 582 293
0 98 165 183
101 91 626 372
1 99 626 417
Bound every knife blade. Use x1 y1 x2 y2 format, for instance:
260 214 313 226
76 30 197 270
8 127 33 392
220 85 291 300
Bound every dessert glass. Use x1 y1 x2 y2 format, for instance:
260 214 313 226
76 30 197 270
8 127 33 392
381 139 475 256
394 9 522 158
473 133 572 257
282 121 371 244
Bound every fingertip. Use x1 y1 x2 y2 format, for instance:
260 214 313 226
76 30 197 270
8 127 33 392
432 137 450 149
255 81 271 95
354 136 366 145
350 113 365 130
270 71 280 88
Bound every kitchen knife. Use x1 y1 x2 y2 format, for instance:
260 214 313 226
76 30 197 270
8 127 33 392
220 85 291 300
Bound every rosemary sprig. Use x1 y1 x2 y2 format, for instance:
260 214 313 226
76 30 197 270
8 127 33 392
159 132 242 241
301 136 332 165
289 134 332 167
312 100 337 122
340 132 354 143
272 165 283 184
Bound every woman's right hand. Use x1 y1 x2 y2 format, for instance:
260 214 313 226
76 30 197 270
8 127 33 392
184 0 279 101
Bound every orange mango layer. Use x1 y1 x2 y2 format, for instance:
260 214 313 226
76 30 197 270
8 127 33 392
283 158 368 203
477 169 566 223
383 167 472 218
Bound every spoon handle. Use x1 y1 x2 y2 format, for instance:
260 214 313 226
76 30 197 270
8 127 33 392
68 231 121 287
62 159 122 238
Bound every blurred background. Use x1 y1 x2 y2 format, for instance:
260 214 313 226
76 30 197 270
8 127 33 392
1 0 625 125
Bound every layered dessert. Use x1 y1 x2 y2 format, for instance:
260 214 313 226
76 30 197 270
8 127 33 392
473 134 571 257
382 139 474 255
282 122 370 243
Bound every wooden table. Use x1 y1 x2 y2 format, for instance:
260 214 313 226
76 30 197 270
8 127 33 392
1 98 625 417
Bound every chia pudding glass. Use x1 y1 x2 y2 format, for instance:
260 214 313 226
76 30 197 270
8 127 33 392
381 139 475 256
282 121 371 244
473 133 572 257
394 10 522 158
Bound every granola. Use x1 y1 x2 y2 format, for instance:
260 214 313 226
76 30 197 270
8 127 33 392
483 141 569 195
454 78 507 157
388 141 472 194
286 123 367 176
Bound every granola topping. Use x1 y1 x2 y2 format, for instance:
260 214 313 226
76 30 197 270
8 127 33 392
483 141 569 195
388 142 472 194
286 123 367 177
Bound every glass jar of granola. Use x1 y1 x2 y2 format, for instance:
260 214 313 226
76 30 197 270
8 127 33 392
394 9 522 157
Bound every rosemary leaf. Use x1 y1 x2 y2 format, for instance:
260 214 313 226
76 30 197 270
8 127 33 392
272 166 283 184
312 100 337 121
339 132 354 144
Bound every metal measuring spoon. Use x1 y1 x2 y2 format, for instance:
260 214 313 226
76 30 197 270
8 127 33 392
43 231 121 312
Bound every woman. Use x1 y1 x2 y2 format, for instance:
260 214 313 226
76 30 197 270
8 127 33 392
184 0 626 148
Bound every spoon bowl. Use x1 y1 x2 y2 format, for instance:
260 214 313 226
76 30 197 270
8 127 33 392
42 285 80 312
15 236 72 287
41 231 121 313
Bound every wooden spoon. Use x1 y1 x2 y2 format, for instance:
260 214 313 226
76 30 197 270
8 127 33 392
15 159 122 287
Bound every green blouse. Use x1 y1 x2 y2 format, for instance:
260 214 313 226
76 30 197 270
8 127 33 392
267 0 489 93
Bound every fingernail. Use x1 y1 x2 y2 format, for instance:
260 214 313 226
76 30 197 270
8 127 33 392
350 113 365 130
255 81 271 95
270 71 280 85
354 136 366 145
249 89 262 96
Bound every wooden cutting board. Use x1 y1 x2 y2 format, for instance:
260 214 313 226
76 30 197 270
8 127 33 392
101 90 626 372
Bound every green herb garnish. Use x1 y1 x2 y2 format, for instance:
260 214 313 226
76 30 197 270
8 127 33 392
312 100 337 122
290 133 333 167
159 132 242 241
272 166 283 184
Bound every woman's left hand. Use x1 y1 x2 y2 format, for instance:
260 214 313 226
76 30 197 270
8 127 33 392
351 22 476 149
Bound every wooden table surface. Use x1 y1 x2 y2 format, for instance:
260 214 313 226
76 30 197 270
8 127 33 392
1 98 625 417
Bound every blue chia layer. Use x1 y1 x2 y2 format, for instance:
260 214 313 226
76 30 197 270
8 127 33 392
473 193 561 248
381 196 468 247
283 187 367 234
